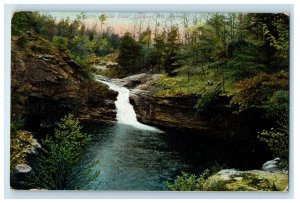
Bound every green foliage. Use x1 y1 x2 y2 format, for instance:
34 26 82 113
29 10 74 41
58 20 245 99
237 172 282 191
166 170 211 191
10 130 36 172
53 36 68 51
11 12 35 35
10 118 37 172
195 84 222 112
97 66 125 79
205 180 229 191
10 117 25 136
230 71 288 113
71 54 95 80
224 42 267 81
263 15 289 69
118 32 142 74
30 114 99 190
166 169 231 191
263 90 289 120
16 33 29 48
154 71 221 97
258 120 288 160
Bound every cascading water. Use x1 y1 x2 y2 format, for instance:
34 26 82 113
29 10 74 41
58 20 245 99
96 77 162 133
76 76 271 190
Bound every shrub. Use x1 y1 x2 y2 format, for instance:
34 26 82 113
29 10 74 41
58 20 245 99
230 71 288 113
10 118 37 172
166 169 211 191
258 120 288 161
263 90 288 120
30 114 99 189
205 179 229 191
53 36 68 51
194 84 222 112
10 130 36 172
16 33 29 48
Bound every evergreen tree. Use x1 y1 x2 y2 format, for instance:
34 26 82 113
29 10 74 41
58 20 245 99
30 114 99 190
118 32 141 74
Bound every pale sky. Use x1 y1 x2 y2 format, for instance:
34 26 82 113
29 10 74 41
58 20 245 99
41 12 209 36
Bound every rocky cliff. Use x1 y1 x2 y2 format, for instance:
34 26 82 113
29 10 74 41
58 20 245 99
127 74 268 140
11 33 117 130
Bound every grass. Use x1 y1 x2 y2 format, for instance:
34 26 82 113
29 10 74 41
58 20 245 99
98 50 119 62
152 66 238 97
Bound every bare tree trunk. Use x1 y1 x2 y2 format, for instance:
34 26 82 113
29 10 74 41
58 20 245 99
201 64 206 77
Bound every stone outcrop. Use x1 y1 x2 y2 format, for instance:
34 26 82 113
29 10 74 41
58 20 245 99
204 158 288 191
130 90 211 131
11 33 117 130
262 157 282 173
10 164 32 189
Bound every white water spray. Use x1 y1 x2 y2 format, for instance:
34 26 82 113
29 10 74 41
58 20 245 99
97 78 163 133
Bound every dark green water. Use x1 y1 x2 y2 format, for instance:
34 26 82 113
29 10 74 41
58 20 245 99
79 122 271 190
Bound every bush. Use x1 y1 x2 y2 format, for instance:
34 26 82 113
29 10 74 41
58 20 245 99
166 169 211 191
230 71 288 113
53 36 68 51
258 120 288 161
205 179 229 191
71 55 95 80
30 114 99 189
97 66 125 78
10 131 36 172
194 84 222 112
263 90 288 120
10 118 37 172
16 33 29 48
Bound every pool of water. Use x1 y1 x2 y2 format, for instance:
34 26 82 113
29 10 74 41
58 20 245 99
78 122 271 190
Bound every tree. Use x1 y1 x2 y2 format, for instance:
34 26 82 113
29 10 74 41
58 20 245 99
99 14 107 35
56 17 70 37
262 14 289 69
11 12 36 35
138 27 152 50
164 26 180 75
152 30 167 71
118 32 141 74
30 114 99 190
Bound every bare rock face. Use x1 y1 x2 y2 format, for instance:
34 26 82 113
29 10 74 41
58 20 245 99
11 34 117 129
127 74 265 138
130 90 211 131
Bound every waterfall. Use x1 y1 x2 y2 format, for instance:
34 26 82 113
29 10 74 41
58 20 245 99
96 78 163 133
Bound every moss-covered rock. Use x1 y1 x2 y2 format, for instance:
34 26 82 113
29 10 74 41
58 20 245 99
204 169 288 191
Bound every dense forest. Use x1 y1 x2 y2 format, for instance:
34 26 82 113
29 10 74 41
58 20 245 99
10 11 289 191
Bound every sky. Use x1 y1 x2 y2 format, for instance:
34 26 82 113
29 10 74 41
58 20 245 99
41 11 209 36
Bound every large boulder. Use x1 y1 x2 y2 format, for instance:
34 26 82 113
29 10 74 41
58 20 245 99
204 158 288 191
262 158 281 173
11 164 32 189
15 164 32 173
205 169 288 191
